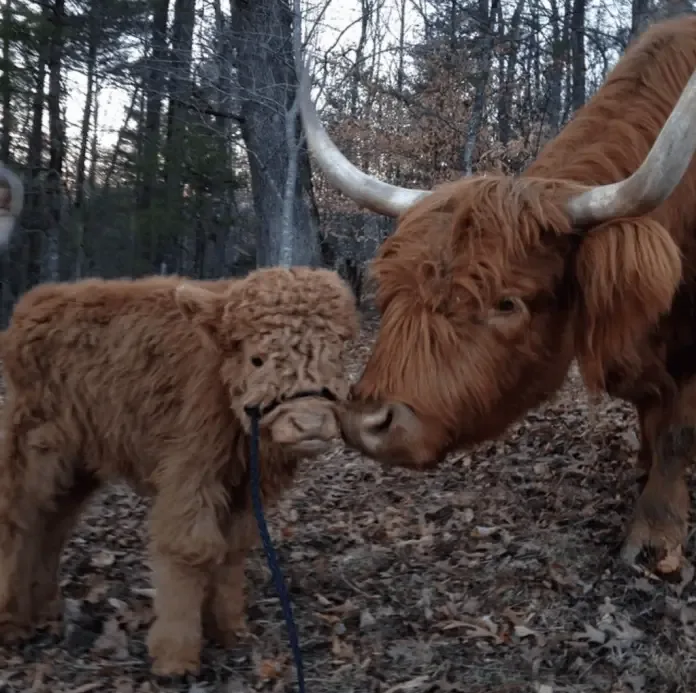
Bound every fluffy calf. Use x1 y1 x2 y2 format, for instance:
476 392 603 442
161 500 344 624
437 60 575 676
0 268 358 676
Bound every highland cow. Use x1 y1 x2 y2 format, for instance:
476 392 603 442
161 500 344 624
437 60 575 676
299 16 696 574
0 268 358 676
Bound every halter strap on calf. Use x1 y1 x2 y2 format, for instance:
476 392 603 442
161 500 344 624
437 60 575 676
254 388 338 419
245 405 307 693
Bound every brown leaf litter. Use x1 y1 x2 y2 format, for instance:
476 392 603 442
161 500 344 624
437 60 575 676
0 312 695 692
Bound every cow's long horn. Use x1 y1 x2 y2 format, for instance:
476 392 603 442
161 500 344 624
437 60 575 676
297 61 431 218
567 68 696 226
0 162 24 247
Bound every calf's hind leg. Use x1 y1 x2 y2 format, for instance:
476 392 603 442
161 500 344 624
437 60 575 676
0 422 83 640
31 470 100 624
0 502 35 641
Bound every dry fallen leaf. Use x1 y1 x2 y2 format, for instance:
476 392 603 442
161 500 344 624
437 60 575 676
514 624 537 639
68 684 102 693
575 623 607 645
93 618 129 660
255 658 285 682
383 675 430 693
656 548 682 574
331 634 355 660
91 550 116 568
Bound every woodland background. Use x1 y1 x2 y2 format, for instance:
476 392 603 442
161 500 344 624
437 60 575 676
0 0 692 325
2 3 696 692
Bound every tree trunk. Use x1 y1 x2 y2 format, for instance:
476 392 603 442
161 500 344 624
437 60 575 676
630 0 650 41
462 0 499 174
547 0 563 133
46 0 67 280
497 0 524 145
137 0 170 274
570 0 586 112
24 16 51 291
73 0 101 278
1 0 12 161
231 0 321 267
163 0 195 273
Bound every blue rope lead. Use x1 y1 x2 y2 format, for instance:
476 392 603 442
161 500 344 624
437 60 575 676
248 408 307 693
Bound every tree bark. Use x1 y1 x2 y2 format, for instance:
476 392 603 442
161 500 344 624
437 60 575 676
46 0 67 280
497 0 524 145
163 0 196 273
231 0 321 267
570 0 586 112
1 0 12 162
137 0 170 274
462 0 499 174
73 0 101 278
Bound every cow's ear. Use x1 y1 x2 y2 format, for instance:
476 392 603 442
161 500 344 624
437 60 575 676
175 283 225 350
574 218 681 391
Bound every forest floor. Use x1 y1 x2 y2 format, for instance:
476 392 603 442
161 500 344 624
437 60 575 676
1 311 696 693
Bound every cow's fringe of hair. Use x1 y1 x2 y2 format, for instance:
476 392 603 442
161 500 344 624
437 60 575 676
574 218 682 392
356 295 496 438
372 175 580 314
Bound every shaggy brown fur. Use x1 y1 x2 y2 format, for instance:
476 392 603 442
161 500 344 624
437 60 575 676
0 268 358 676
332 17 696 572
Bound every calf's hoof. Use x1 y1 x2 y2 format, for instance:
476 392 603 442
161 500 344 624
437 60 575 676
147 622 202 677
205 615 249 649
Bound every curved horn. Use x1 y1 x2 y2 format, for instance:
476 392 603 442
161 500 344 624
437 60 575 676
0 162 23 248
567 68 696 226
297 60 431 218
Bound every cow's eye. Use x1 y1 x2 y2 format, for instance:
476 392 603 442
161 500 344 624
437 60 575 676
497 298 518 313
251 356 264 368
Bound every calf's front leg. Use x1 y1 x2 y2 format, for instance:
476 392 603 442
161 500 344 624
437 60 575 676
147 488 228 677
147 551 210 677
203 511 257 647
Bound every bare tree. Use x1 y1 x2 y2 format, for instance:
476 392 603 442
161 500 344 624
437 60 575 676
570 0 586 110
231 0 321 267
73 0 102 278
462 0 500 173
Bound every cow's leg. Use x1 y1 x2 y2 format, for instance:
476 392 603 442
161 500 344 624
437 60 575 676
621 385 696 570
635 402 661 489
31 470 100 624
146 484 228 677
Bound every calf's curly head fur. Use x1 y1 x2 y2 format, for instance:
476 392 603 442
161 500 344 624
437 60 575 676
176 266 358 453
